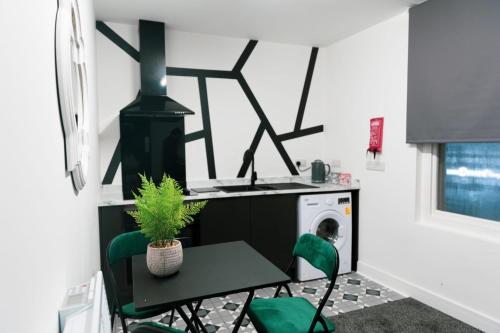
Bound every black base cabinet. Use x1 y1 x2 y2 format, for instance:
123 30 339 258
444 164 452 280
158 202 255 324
198 195 298 274
198 197 252 245
248 195 297 274
98 190 359 305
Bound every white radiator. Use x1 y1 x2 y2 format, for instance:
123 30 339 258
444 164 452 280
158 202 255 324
59 271 112 333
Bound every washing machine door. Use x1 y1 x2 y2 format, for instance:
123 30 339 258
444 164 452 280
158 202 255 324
309 210 346 250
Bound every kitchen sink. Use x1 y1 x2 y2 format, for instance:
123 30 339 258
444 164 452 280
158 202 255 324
215 182 317 193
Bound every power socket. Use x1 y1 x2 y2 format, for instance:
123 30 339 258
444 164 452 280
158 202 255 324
331 160 341 170
366 159 385 171
296 160 307 168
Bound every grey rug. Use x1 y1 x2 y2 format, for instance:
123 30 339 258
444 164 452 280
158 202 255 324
330 298 482 333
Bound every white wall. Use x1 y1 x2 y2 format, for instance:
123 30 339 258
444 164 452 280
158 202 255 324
325 13 500 332
96 23 327 184
0 1 100 332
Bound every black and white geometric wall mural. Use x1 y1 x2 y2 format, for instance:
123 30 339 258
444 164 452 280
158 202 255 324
96 22 325 184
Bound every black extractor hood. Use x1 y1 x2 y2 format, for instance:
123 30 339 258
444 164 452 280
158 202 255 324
120 20 193 199
121 20 194 116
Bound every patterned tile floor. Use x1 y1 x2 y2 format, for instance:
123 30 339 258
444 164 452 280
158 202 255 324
118 272 405 333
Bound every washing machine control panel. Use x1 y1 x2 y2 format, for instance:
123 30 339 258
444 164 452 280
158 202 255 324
338 197 351 205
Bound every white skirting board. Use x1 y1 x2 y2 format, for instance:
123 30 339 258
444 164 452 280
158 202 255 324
357 261 500 333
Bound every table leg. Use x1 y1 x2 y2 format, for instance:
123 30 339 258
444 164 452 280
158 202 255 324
176 306 199 333
194 300 202 313
169 309 175 326
284 284 293 297
273 283 293 298
189 300 204 329
187 303 208 333
232 289 254 333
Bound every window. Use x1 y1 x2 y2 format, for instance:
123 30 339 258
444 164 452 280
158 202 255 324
438 143 500 222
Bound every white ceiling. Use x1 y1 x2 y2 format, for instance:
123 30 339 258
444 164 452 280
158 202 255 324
95 0 426 46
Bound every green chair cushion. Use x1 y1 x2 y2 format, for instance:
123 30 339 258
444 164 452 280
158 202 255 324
293 234 337 279
107 231 150 266
121 302 167 319
132 321 185 333
248 297 335 333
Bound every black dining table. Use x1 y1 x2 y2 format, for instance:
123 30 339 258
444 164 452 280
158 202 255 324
132 241 291 333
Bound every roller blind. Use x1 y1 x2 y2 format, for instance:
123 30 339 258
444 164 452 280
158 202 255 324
407 0 500 143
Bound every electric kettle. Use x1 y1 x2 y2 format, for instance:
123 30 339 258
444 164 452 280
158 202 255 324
311 160 331 183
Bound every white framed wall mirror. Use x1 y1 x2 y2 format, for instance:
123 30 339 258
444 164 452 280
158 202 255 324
55 0 89 191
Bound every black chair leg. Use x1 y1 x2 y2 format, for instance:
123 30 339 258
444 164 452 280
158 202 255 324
120 315 128 333
110 304 116 329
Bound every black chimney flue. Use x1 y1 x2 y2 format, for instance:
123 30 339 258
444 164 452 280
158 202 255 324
139 20 167 96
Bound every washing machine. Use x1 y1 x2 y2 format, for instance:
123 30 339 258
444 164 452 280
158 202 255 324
297 192 352 281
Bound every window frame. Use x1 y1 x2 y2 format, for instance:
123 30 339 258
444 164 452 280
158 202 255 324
416 144 500 241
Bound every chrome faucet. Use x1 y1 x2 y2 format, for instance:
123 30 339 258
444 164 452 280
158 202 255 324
243 149 257 187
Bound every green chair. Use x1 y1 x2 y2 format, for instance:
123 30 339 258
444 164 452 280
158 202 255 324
248 234 340 333
131 322 186 333
106 231 177 333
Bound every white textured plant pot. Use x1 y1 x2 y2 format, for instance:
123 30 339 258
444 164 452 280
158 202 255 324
146 240 183 277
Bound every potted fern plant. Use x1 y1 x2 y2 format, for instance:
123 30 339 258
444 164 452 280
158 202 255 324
128 174 207 277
